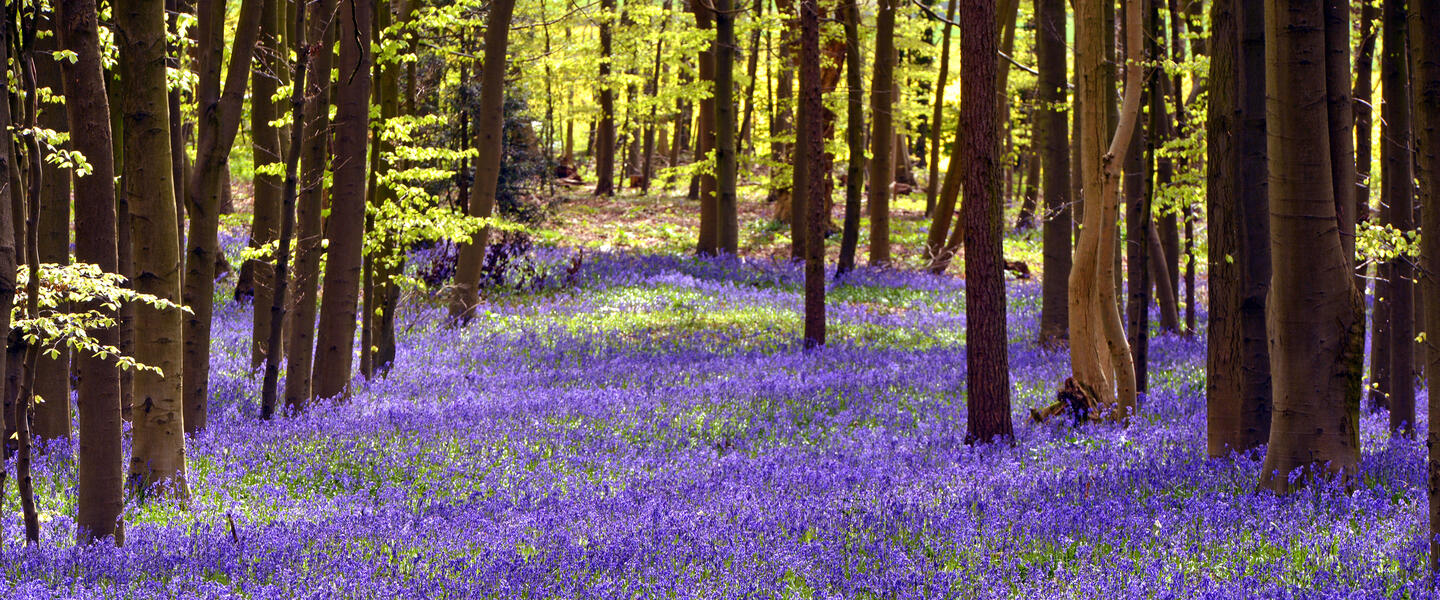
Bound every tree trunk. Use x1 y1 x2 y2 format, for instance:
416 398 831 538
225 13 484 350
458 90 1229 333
1383 0 1416 437
768 0 795 220
714 0 738 254
0 0 16 542
1068 0 1142 420
248 0 287 370
799 0 825 347
1036 0 1070 348
867 0 897 266
1257 0 1364 494
116 0 191 497
34 16 72 441
1355 0 1378 297
925 0 957 216
1207 0 1272 457
835 0 864 276
594 0 617 197
448 0 517 320
961 0 1011 443
1411 0 1440 573
261 0 313 419
737 0 763 158
283 1 338 412
310 0 373 401
1124 63 1149 395
183 0 264 433
57 0 125 542
693 1 719 255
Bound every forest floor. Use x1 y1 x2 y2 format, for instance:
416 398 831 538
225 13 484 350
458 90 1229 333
1 188 1428 598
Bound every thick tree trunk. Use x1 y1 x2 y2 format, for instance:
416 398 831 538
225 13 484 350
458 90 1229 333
283 2 337 411
1124 85 1149 395
116 0 191 497
248 0 286 370
799 0 825 347
1207 0 1272 457
867 0 897 266
1411 0 1440 573
1036 0 1070 348
448 0 517 320
594 0 617 197
961 0 1011 443
182 0 263 433
57 0 125 542
310 0 373 401
1257 0 1364 494
1382 0 1416 436
34 18 72 441
835 0 864 276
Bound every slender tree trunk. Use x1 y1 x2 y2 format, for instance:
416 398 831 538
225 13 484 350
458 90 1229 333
595 0 617 196
34 15 72 441
960 0 1011 443
836 0 864 276
693 1 719 255
261 0 312 419
116 0 191 497
737 0 763 158
448 0 517 320
57 0 125 542
715 0 738 254
283 1 337 412
248 0 286 370
182 0 264 433
1411 0 1440 574
799 0 825 347
15 41 45 541
0 1 17 542
1036 0 1070 347
310 0 373 401
1383 0 1416 437
1124 57 1150 395
768 0 795 218
1257 0 1364 494
867 0 897 266
1356 1 1378 297
925 0 957 216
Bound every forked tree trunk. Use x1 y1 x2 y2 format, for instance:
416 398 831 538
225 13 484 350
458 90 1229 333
1067 0 1143 419
867 0 897 266
1036 0 1070 347
798 0 825 347
116 0 190 497
56 0 125 542
182 0 264 433
961 0 1011 443
448 0 517 320
1257 0 1364 494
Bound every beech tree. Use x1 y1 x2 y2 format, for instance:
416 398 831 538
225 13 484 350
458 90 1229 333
311 0 374 401
449 0 519 319
34 13 71 441
1206 0 1270 456
1414 0 1439 573
797 0 823 347
1256 0 1364 493
1382 0 1415 437
115 0 190 495
1067 0 1143 419
961 0 1010 443
1035 0 1069 348
595 0 617 197
866 0 896 266
56 0 125 541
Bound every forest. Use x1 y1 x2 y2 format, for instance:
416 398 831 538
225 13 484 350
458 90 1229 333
0 0 1438 596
